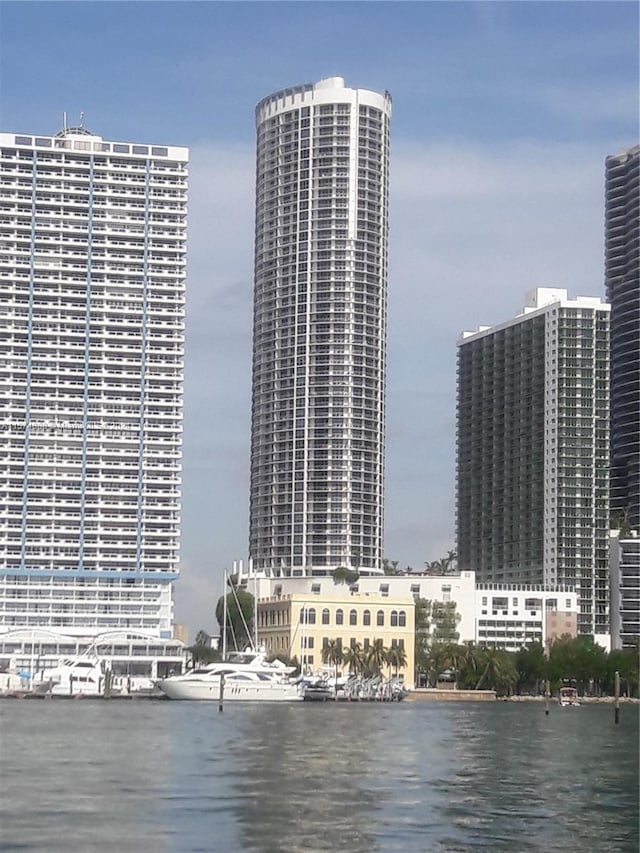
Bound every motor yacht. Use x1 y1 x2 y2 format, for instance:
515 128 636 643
156 650 304 701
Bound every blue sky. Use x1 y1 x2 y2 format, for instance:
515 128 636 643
1 2 638 636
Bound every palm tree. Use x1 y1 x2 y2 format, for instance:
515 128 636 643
321 639 344 696
366 638 388 676
386 645 408 678
342 643 365 676
475 646 504 690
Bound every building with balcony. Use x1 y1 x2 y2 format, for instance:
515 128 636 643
605 145 639 532
609 530 640 649
456 288 610 637
0 125 187 639
250 77 392 577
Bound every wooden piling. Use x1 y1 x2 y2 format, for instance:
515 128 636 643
614 670 620 725
218 673 225 712
545 680 550 716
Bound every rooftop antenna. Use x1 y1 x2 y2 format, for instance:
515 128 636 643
63 111 67 132
79 111 84 128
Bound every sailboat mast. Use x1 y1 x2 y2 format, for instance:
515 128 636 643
222 568 227 661
251 558 258 650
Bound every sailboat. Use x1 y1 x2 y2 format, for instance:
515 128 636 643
157 569 303 702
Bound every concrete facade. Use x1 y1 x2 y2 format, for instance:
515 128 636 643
457 288 610 636
250 78 392 576
0 127 187 639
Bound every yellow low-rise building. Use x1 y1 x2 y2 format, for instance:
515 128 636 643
256 591 415 687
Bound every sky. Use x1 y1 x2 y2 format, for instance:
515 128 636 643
1 1 638 638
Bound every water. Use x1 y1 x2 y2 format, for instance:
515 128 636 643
0 700 637 852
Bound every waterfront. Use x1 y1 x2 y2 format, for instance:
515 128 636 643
0 702 637 852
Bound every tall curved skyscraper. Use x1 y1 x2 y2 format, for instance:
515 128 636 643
250 77 392 577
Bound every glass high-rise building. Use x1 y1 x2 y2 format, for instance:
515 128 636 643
605 145 639 532
456 289 610 636
0 125 187 638
250 78 392 577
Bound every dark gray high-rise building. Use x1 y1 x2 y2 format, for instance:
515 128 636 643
249 78 392 577
457 289 610 636
605 145 639 532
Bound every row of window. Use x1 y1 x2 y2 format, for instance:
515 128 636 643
299 607 406 627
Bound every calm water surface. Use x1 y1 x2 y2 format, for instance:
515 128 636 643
0 699 637 852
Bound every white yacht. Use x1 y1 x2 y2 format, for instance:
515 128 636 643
156 650 304 702
32 656 107 697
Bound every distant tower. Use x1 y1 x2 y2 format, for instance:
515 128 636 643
456 289 610 636
605 145 639 532
250 78 392 576
0 127 188 637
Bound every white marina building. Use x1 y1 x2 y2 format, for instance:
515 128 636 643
0 125 188 672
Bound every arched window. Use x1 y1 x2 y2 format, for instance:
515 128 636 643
363 609 371 626
399 610 406 627
336 608 344 626
322 608 330 625
349 609 357 626
390 610 398 627
376 610 384 626
307 608 316 625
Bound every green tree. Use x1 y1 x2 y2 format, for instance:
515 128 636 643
475 646 506 690
515 642 546 694
604 648 639 697
342 643 365 675
431 600 460 644
331 566 360 586
321 639 344 695
382 558 402 576
188 630 220 666
215 588 255 652
366 638 389 676
386 645 408 678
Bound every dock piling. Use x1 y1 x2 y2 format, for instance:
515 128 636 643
614 671 620 725
218 673 225 712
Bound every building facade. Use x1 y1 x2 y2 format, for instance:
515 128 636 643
250 77 392 576
243 569 580 664
609 531 640 649
605 145 639 532
457 288 610 636
256 590 415 685
0 126 187 638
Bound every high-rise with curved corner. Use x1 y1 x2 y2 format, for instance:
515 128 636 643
605 145 639 532
250 78 392 577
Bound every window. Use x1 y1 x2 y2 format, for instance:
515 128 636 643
363 609 371 626
390 610 398 627
379 584 389 596
399 610 406 627
336 609 344 626
113 143 129 153
307 607 316 625
152 146 169 156
376 610 384 626
349 609 357 626
322 608 330 625
132 145 149 155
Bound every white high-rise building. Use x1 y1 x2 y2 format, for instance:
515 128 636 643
0 125 187 638
457 288 610 636
250 78 392 577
